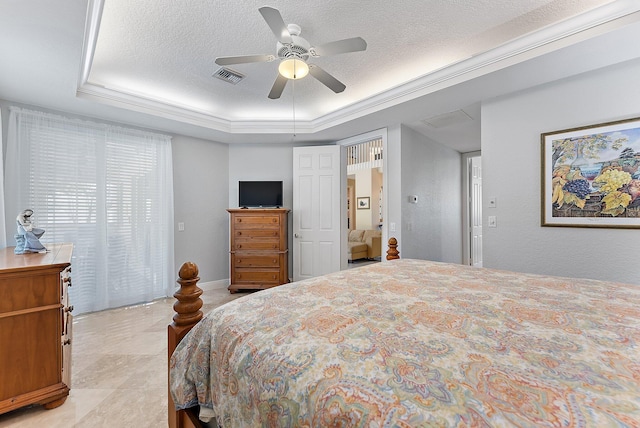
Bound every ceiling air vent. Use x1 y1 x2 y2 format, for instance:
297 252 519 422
213 67 245 85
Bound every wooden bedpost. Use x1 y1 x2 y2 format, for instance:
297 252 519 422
168 262 204 428
171 262 203 327
386 237 399 260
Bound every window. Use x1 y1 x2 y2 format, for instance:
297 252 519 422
6 107 174 314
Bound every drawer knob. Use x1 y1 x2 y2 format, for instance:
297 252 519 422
273 259 277 264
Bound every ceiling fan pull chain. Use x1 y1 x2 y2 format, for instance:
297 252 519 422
292 79 296 138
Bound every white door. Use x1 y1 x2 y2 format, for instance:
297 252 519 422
470 156 483 267
293 146 344 281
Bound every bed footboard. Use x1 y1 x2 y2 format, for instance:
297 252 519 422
168 262 204 428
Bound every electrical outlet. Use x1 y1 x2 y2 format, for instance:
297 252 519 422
178 222 185 231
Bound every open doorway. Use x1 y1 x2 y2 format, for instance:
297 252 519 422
462 152 482 267
345 138 384 265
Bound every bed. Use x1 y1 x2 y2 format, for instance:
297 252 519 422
168 241 640 427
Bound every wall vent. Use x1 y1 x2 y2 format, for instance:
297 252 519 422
212 67 245 85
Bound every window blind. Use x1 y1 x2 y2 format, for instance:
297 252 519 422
5 107 174 314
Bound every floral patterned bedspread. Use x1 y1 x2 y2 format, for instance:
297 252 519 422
170 259 640 427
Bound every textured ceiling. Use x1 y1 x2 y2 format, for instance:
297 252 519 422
90 0 616 121
1 0 640 151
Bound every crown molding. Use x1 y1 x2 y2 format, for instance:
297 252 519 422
77 0 640 136
76 82 317 135
311 3 640 132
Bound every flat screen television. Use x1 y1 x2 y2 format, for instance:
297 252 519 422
239 181 283 208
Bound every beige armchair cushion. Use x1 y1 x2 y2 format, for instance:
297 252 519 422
348 229 365 242
347 229 381 261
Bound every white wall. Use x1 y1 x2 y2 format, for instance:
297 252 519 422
400 125 463 263
355 169 372 229
352 168 383 230
228 144 295 209
172 135 229 283
482 58 640 285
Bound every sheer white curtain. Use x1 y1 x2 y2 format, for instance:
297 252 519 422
5 107 174 314
0 109 6 248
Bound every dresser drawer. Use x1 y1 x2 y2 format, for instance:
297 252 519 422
0 273 60 313
233 255 280 268
234 229 279 239
233 241 280 251
233 270 281 285
234 215 280 229
233 228 281 250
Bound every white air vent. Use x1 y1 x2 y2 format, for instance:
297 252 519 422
213 67 245 85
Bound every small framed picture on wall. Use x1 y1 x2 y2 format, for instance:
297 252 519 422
357 197 370 210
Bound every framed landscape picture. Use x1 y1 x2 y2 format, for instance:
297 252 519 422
541 117 640 228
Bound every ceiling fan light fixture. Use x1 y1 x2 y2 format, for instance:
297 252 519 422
279 58 309 80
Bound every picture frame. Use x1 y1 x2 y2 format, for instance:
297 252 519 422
357 196 370 210
541 116 640 228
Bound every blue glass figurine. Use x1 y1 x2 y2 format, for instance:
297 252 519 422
15 209 46 254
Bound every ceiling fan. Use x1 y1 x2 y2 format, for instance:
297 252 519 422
215 6 367 99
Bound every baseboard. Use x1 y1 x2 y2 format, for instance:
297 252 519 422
198 279 230 291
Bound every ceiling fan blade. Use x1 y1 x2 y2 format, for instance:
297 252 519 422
268 74 288 99
215 54 274 66
311 37 367 57
259 6 292 44
308 65 346 93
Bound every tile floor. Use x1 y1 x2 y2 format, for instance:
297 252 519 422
0 287 248 428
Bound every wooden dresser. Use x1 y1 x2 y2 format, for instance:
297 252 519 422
0 243 73 414
228 208 289 293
